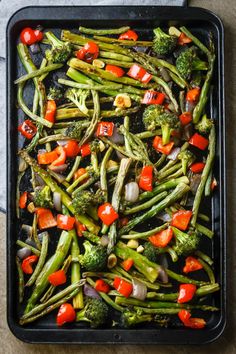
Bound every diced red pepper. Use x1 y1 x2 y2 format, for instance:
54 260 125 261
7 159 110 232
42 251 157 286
121 258 134 272
76 41 99 63
73 168 88 183
34 29 43 42
96 122 114 137
190 162 205 173
98 203 119 226
211 177 217 191
113 277 133 298
149 227 173 248
119 30 138 41
36 208 57 230
57 214 75 231
57 303 76 326
75 219 87 237
19 191 28 209
171 210 192 231
186 87 201 103
105 64 125 77
48 270 67 286
183 256 203 274
37 150 58 165
178 310 206 329
139 165 153 192
21 255 39 274
127 64 152 84
45 100 57 123
189 133 209 151
18 119 37 139
153 136 174 155
95 279 110 293
177 284 196 303
118 217 129 228
20 27 43 45
179 112 192 126
49 146 66 167
178 32 192 45
142 91 165 105
80 143 91 157
64 140 80 158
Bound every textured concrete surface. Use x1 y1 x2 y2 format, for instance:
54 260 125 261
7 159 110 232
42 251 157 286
1 0 236 352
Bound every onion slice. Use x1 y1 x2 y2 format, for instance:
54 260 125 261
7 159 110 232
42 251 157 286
158 266 169 283
53 192 62 212
49 164 68 173
167 147 180 161
132 278 147 300
83 283 100 299
125 182 139 203
100 235 109 247
57 140 68 146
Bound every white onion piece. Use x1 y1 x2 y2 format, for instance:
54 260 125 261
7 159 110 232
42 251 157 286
18 157 28 172
49 164 68 173
100 235 109 247
185 100 196 113
132 278 147 300
38 149 47 155
57 140 68 146
35 173 45 186
158 266 169 283
17 247 31 260
167 147 180 161
53 192 62 212
157 211 172 222
125 182 139 203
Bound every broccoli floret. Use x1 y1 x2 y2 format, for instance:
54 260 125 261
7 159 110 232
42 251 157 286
33 186 53 208
65 88 89 116
158 112 180 145
172 227 200 256
153 27 177 56
47 86 63 101
121 310 153 328
178 150 195 175
65 120 88 140
143 242 158 263
78 241 107 271
176 47 208 79
72 189 105 214
76 297 109 328
195 114 213 134
143 104 165 131
45 31 72 64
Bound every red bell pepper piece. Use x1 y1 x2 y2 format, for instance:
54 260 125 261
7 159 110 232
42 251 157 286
142 91 165 105
183 256 203 274
20 27 43 45
19 191 28 209
171 210 192 231
178 310 206 329
149 227 173 248
178 32 192 45
64 140 80 158
179 112 192 126
21 255 39 274
57 303 76 326
96 122 114 137
139 165 153 192
45 100 57 123
76 41 99 63
113 277 133 298
37 150 58 165
48 269 67 286
18 119 37 139
75 220 87 237
105 64 125 77
186 87 201 103
211 177 217 191
34 29 43 42
127 64 152 84
177 284 196 303
36 208 57 230
118 217 129 228
73 168 88 184
57 214 75 231
189 133 209 150
119 30 138 41
121 258 134 272
98 203 119 226
153 136 174 155
49 146 66 167
190 162 205 173
95 279 110 293
80 143 91 157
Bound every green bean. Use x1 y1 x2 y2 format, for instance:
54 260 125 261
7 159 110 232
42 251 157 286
16 256 24 303
93 35 153 47
124 191 168 215
66 156 81 182
120 223 169 240
196 223 214 239
16 240 40 256
14 63 63 84
197 258 215 284
195 250 214 266
99 50 133 62
80 26 130 35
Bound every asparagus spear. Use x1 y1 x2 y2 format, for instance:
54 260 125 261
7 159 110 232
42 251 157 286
80 26 130 35
124 191 168 215
16 256 24 303
14 63 63 84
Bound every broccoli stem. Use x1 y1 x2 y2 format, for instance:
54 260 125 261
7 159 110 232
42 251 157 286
108 158 132 253
16 256 24 304
80 26 131 35
45 31 64 46
124 191 168 215
86 277 124 312
119 183 190 235
14 63 63 84
191 126 216 227
120 223 169 240
19 150 100 234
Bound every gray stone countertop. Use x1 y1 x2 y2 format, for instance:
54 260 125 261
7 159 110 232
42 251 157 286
1 0 236 352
